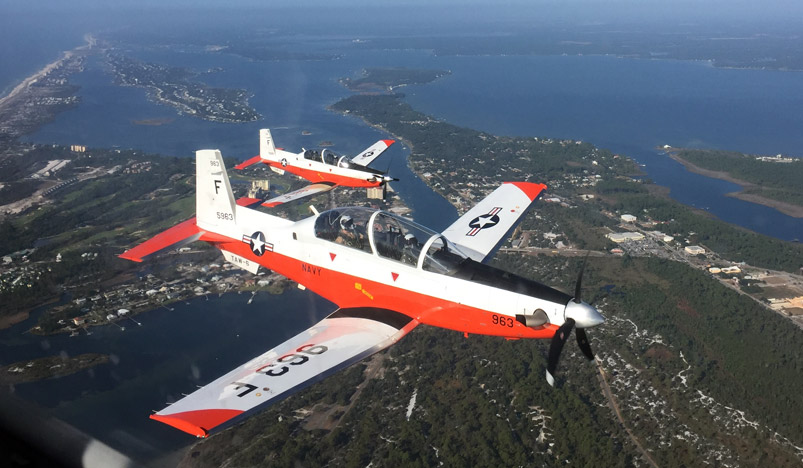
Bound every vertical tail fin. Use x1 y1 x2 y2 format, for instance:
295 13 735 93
260 128 276 160
196 150 238 237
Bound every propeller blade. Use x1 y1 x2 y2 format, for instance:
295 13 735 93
576 327 595 361
573 255 589 303
546 318 575 386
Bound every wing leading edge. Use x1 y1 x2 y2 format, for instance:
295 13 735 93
441 182 547 263
151 308 419 437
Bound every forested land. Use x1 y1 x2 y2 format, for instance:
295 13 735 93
675 148 803 207
341 68 451 92
181 255 803 468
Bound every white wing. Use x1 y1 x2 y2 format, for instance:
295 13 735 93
261 182 335 208
350 139 394 167
150 308 418 437
442 182 547 263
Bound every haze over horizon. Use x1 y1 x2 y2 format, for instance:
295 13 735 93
4 0 803 26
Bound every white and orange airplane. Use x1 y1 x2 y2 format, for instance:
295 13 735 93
120 150 604 438
235 129 396 207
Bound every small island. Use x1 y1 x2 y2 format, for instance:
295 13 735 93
0 353 109 384
106 53 260 123
340 67 450 93
132 117 174 126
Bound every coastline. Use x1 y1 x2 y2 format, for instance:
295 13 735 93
0 51 74 108
0 33 93 110
666 151 803 218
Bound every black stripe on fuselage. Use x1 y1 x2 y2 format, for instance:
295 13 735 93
450 259 572 305
329 307 414 330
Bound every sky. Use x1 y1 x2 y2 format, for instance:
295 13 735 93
3 0 803 24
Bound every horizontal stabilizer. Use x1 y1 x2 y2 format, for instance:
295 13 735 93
235 197 263 208
119 218 202 263
234 155 261 170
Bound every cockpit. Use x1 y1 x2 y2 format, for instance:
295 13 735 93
313 207 468 274
303 148 355 169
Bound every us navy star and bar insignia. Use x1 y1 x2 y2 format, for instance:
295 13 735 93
467 207 502 236
242 231 273 256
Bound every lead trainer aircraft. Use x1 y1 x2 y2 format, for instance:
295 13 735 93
120 150 604 437
235 129 396 207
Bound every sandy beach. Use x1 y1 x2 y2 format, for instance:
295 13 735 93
0 34 93 111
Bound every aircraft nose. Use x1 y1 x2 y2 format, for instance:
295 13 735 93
564 301 605 328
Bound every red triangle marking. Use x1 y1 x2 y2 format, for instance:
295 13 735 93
329 253 336 261
391 272 399 282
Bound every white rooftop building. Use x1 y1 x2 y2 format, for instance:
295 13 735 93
606 232 645 243
685 245 706 255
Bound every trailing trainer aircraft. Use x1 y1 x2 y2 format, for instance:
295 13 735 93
120 150 604 437
235 129 396 207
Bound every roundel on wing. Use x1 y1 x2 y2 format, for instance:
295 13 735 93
469 213 500 231
280 158 288 167
250 231 267 256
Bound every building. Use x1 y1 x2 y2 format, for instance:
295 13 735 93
685 245 706 255
606 232 645 243
247 180 270 198
70 145 86 152
721 266 742 275
620 214 637 223
366 185 386 200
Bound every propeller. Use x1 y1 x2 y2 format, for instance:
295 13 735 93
545 256 604 386
377 153 398 184
367 174 398 184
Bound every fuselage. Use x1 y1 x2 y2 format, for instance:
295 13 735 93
219 205 571 340
265 148 384 188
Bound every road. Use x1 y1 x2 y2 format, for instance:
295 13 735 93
596 359 660 468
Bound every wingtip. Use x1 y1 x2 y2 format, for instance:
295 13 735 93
150 413 208 438
382 139 395 146
234 155 262 170
118 252 143 263
505 181 547 201
150 408 243 438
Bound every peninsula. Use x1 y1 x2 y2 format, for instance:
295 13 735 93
0 38 90 139
664 147 803 218
340 67 450 93
0 353 109 384
106 53 260 123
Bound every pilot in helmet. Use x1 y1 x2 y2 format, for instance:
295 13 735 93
336 215 358 247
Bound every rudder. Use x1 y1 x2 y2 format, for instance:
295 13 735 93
260 128 276 160
196 149 238 237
